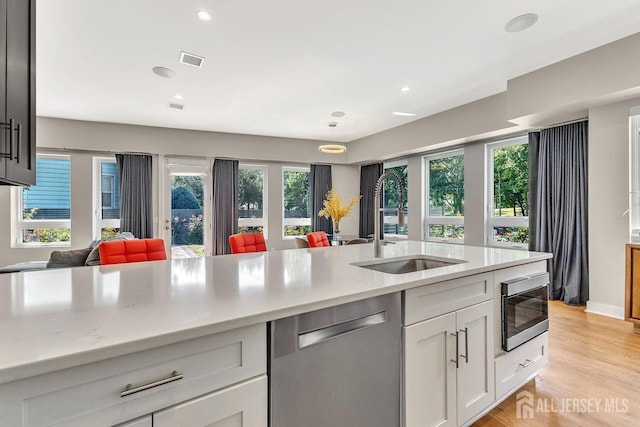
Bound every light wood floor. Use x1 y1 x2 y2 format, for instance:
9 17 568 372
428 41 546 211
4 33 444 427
474 301 640 426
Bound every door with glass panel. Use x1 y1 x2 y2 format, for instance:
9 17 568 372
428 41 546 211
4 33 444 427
163 159 211 259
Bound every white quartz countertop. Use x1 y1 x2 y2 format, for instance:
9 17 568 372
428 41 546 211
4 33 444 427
0 241 551 384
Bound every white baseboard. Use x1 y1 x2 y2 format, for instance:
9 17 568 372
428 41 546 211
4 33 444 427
585 301 624 319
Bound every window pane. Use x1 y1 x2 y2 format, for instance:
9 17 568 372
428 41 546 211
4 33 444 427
238 225 264 234
492 226 529 244
429 154 464 216
492 144 529 217
101 227 121 240
22 228 70 244
100 162 120 219
284 225 311 236
283 170 310 219
239 168 264 220
384 165 408 235
428 224 464 239
170 175 204 258
23 157 71 220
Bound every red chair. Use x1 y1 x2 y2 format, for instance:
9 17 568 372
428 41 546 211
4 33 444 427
98 238 167 265
307 231 330 248
229 233 267 254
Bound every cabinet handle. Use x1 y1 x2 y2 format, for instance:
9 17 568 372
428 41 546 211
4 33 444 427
0 119 14 160
15 123 22 164
450 332 459 368
120 370 184 398
459 327 469 364
518 359 533 369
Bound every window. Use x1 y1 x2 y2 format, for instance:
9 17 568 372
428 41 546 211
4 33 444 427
383 161 408 238
487 137 529 247
238 165 267 236
17 154 71 246
425 150 464 242
94 158 121 239
283 167 311 237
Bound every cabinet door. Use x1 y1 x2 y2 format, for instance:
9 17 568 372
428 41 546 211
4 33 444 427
4 0 35 185
0 0 6 179
153 376 267 427
404 312 457 427
455 300 495 424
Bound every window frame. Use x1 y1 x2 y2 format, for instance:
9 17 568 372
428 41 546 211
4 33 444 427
383 159 408 239
423 149 465 243
282 166 311 238
486 136 529 249
93 157 121 240
238 164 268 238
15 153 72 247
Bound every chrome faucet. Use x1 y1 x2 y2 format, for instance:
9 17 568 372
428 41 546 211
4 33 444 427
373 171 405 257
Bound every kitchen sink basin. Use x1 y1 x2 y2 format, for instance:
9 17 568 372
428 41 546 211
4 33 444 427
353 255 465 274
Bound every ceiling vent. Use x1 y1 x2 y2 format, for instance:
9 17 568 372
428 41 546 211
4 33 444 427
168 102 184 110
179 51 205 68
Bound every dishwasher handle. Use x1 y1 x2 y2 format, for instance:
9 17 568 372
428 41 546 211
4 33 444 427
298 311 387 349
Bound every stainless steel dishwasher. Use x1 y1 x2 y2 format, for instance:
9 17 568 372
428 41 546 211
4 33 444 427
269 293 401 427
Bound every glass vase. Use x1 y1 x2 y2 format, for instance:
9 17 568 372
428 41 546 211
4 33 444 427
332 219 340 242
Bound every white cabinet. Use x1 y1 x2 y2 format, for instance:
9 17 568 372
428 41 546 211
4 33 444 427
0 324 267 427
403 270 496 427
154 376 267 427
404 300 494 427
455 301 495 423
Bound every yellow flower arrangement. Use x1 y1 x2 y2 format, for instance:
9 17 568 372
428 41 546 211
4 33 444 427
318 189 361 232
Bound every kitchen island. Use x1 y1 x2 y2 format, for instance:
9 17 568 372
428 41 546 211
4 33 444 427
0 241 552 426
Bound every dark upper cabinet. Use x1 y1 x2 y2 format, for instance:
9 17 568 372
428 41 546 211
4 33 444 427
0 0 35 186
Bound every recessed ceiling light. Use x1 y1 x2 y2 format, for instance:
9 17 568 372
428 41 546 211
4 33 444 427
505 13 538 33
152 66 175 78
328 122 338 127
319 144 347 154
174 94 184 99
401 86 410 92
331 111 346 117
197 10 212 21
392 112 416 117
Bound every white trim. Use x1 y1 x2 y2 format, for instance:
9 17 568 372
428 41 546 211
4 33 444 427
423 149 464 242
585 301 625 319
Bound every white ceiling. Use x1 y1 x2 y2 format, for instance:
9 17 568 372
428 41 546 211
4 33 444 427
36 0 640 143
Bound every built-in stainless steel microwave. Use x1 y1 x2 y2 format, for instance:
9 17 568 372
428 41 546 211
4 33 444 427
501 272 550 351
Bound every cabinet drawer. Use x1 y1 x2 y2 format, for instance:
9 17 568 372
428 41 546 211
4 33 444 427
0 324 266 427
494 332 548 399
154 375 267 427
403 272 493 325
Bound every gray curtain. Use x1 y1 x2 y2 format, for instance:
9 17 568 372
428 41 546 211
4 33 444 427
528 121 589 305
310 164 333 234
359 163 383 238
115 154 153 238
212 159 239 255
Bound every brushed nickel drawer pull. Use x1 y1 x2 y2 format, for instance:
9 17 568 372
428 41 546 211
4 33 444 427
518 359 533 369
459 327 469 364
120 370 184 398
450 332 459 368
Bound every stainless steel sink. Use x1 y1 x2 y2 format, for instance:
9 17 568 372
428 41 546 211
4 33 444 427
353 256 465 274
